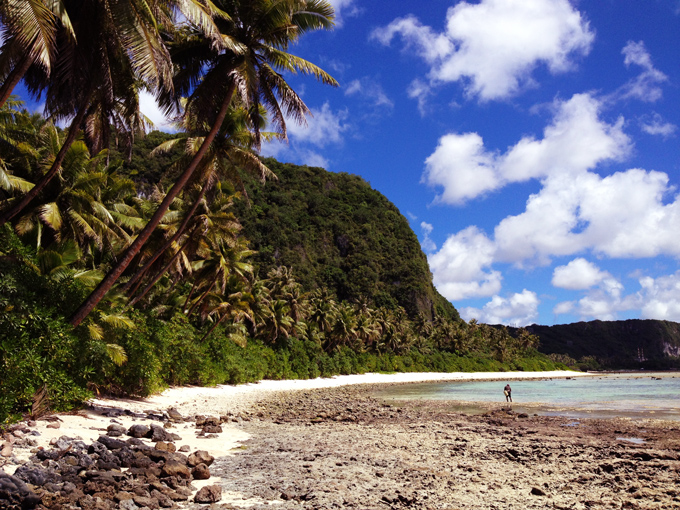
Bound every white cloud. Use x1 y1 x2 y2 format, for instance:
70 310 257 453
422 94 631 205
461 290 539 326
285 102 349 147
260 102 348 168
139 91 176 132
494 167 680 264
552 271 680 322
615 41 668 102
427 226 502 300
407 78 433 116
640 113 677 138
553 301 574 316
638 273 680 321
420 222 437 252
423 132 500 205
371 15 454 64
552 258 612 290
327 0 360 26
373 0 594 101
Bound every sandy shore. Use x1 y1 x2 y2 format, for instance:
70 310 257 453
10 370 678 509
90 370 589 416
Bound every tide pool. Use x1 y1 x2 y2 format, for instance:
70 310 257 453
376 372 680 421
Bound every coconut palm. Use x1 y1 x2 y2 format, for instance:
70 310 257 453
0 0 74 108
258 298 294 344
70 0 337 327
199 274 254 343
0 0 172 228
123 102 275 297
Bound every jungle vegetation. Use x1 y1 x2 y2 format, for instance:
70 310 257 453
0 0 561 424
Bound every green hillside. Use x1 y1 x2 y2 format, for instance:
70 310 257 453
516 320 680 370
234 158 459 321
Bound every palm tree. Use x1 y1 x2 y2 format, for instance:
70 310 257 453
0 0 172 228
259 298 294 344
123 102 275 296
0 0 74 108
69 0 338 327
13 141 127 259
199 273 254 343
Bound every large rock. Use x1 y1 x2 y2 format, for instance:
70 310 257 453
161 461 191 479
127 424 150 438
187 450 214 467
0 472 41 509
191 463 211 480
194 485 221 504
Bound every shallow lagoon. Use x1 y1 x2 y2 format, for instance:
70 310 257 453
376 372 680 421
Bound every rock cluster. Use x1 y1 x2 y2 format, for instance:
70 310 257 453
0 409 222 509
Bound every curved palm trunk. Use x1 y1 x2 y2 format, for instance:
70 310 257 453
120 184 209 294
0 101 89 227
69 82 236 327
0 55 34 109
187 269 222 318
127 226 199 308
200 312 230 343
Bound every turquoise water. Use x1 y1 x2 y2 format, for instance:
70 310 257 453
376 372 680 421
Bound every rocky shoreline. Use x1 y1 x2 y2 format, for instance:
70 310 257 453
2 383 680 509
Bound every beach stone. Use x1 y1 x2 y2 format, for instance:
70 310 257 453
106 424 126 437
155 441 176 452
128 425 150 438
167 408 183 422
1 444 12 457
531 487 547 496
149 424 169 442
161 461 191 479
119 499 139 510
150 489 174 508
191 463 211 480
97 435 128 450
187 450 214 467
194 485 221 504
202 425 222 434
0 472 41 509
178 445 190 452
46 422 61 429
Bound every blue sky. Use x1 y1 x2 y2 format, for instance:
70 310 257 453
15 0 680 327
263 0 680 327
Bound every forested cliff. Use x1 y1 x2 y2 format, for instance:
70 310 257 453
234 159 458 322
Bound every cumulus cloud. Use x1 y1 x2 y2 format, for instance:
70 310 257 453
372 0 594 101
427 226 501 300
552 258 613 290
494 168 680 264
460 290 539 326
422 94 631 205
551 271 680 322
638 273 680 321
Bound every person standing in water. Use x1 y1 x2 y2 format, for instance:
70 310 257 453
504 384 512 402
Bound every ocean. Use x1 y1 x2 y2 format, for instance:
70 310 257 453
376 372 680 421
